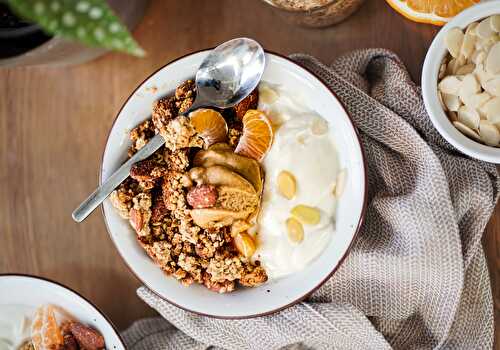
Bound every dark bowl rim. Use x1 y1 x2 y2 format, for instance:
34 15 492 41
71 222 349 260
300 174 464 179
99 47 368 319
0 273 127 348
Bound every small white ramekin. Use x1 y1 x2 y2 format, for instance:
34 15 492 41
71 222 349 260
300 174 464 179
422 1 500 163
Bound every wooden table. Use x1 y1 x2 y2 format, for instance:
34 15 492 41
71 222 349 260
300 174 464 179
0 0 497 347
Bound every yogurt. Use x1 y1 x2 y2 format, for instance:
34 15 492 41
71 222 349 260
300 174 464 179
0 305 33 350
254 83 340 279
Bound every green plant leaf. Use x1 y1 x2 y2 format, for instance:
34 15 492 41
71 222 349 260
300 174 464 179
7 0 145 57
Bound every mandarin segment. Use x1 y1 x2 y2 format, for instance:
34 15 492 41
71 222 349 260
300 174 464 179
189 109 228 148
31 305 66 350
235 110 274 161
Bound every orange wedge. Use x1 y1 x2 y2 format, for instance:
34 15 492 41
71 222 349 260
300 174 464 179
31 305 68 350
235 110 273 161
189 109 228 148
385 0 480 26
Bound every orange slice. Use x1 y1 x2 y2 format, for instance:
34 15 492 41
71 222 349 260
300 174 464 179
31 305 68 350
235 110 273 161
385 0 480 26
189 109 228 148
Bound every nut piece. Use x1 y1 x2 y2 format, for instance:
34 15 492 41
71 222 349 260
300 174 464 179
69 322 105 350
291 205 321 225
335 169 347 198
130 160 167 181
479 120 500 145
277 170 296 200
444 27 464 58
129 208 145 233
311 117 329 135
286 217 304 243
186 184 218 209
234 89 259 120
234 232 256 258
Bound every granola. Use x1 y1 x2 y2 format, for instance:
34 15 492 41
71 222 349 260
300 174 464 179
111 80 268 292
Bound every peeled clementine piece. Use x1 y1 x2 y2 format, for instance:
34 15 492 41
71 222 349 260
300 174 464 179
235 110 273 161
31 305 69 350
189 109 228 147
385 0 480 26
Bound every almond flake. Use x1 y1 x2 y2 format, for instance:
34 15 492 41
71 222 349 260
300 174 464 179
481 97 500 124
445 28 464 58
471 50 486 64
335 169 347 198
462 92 492 109
438 76 462 95
475 64 494 87
483 77 500 97
467 22 479 36
443 93 461 111
458 105 480 130
455 63 475 75
491 15 500 32
453 121 481 141
476 17 495 39
485 42 500 74
479 120 500 145
461 32 476 59
458 74 481 98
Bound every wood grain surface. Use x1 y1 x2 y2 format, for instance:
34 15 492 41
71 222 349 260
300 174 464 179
0 0 498 346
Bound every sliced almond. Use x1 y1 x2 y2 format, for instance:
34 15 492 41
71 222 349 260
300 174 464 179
291 205 321 225
311 117 329 135
491 15 500 32
453 121 481 141
462 92 492 110
445 28 465 58
485 42 500 74
277 170 296 200
459 74 481 98
455 63 475 75
483 77 500 97
259 85 279 104
481 97 500 124
467 22 479 36
438 76 462 95
458 105 480 130
461 32 476 59
471 50 486 65
286 217 304 244
335 169 347 198
443 93 461 112
476 17 495 39
475 63 494 87
479 120 500 145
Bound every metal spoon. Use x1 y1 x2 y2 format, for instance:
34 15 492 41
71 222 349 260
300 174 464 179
72 38 265 223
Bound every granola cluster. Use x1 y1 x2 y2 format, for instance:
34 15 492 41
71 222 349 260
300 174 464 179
111 80 267 292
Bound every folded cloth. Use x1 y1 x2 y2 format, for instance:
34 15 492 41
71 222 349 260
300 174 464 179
121 49 499 350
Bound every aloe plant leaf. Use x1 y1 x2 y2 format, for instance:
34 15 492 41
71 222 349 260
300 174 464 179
7 0 145 57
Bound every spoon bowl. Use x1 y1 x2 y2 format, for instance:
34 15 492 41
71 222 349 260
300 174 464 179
193 38 265 109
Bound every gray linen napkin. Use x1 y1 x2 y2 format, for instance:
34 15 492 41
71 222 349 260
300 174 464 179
121 49 499 350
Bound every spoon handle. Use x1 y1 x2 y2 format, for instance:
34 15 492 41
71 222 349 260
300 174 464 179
72 134 165 223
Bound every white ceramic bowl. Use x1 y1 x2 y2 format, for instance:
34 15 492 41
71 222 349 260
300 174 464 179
0 274 125 349
422 1 500 163
101 50 367 318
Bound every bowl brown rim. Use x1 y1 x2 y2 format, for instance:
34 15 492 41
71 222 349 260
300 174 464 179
100 48 368 319
0 273 127 348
